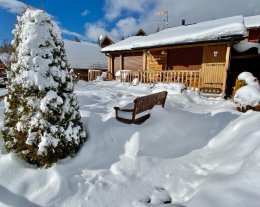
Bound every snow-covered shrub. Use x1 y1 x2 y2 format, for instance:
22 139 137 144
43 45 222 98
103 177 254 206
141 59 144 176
233 72 260 112
238 72 260 88
1 9 86 167
232 72 260 97
234 86 260 112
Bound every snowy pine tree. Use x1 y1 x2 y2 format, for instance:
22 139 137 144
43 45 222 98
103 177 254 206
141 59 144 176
2 8 86 167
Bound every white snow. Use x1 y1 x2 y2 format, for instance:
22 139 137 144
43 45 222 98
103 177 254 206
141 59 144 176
64 40 107 69
238 71 260 88
233 42 260 54
102 16 247 52
244 15 260 29
0 89 7 97
0 80 260 207
234 85 260 107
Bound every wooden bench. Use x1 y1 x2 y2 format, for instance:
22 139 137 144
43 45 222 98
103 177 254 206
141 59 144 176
114 91 168 124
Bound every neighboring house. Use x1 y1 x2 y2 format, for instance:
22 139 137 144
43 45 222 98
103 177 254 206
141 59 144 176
244 15 260 42
0 52 10 74
64 40 107 81
136 29 146 36
101 15 260 97
99 35 119 48
229 15 260 95
0 60 4 75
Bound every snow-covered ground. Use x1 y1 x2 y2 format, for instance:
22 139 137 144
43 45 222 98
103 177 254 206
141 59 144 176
0 81 260 207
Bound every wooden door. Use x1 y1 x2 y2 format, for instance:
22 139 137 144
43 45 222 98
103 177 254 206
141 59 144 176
200 44 230 94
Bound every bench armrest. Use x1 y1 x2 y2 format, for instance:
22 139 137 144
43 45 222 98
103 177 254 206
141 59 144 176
114 106 135 112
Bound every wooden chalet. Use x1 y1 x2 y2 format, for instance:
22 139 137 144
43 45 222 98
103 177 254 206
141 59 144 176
99 35 119 48
64 40 107 81
101 16 260 97
136 29 146 36
228 15 260 95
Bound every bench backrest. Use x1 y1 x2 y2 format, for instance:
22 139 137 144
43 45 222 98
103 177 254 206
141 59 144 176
134 91 168 114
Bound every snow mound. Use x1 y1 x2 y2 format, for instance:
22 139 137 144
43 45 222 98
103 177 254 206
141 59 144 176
238 72 260 88
234 85 260 107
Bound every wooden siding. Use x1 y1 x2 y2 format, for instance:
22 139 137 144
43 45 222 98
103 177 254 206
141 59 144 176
123 53 143 71
100 38 114 48
113 55 121 73
167 46 203 70
0 63 4 74
248 29 260 43
147 50 167 71
200 44 229 95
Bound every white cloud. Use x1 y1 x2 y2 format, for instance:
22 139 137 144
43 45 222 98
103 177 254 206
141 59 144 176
112 17 139 38
0 0 26 14
104 0 152 20
85 23 111 42
81 9 90 16
61 28 87 41
84 17 141 42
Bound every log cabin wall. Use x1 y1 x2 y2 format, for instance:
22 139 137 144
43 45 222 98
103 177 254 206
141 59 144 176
0 63 5 74
73 69 89 81
100 38 114 48
167 46 203 70
123 52 143 71
248 28 260 43
147 50 167 71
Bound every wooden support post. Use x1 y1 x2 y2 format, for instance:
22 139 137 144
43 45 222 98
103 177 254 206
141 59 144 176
111 55 115 79
120 53 124 70
143 50 147 71
222 43 231 98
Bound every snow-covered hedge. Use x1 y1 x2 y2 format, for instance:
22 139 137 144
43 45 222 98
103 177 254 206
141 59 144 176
1 9 86 167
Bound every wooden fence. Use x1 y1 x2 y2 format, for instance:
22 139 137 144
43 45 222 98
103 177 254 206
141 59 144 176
88 70 102 81
119 70 201 88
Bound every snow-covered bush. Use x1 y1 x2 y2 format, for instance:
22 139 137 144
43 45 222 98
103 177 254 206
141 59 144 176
233 72 260 112
1 9 86 167
234 85 260 112
232 71 260 97
238 72 260 88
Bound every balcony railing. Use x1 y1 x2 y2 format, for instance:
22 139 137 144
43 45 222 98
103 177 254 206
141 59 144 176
119 70 201 88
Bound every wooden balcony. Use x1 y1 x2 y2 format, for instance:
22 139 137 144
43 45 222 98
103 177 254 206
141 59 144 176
119 70 201 88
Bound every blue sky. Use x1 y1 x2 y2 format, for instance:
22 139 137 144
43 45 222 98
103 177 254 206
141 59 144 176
1 0 260 44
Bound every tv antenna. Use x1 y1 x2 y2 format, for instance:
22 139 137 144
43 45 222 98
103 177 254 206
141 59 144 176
157 10 169 29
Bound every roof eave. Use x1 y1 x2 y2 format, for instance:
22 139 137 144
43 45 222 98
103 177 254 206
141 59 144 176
102 35 246 53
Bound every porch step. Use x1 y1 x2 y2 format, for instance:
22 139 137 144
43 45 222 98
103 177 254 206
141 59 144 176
199 87 223 98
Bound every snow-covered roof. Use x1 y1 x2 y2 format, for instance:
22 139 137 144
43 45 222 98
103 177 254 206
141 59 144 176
102 16 247 52
233 42 260 54
244 15 260 29
102 36 143 52
100 35 120 44
64 40 107 69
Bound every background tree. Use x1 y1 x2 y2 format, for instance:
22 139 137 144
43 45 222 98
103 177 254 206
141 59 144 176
0 38 12 69
73 36 81 42
2 8 86 167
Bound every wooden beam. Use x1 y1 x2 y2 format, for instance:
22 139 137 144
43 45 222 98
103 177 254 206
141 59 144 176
143 50 147 71
111 55 115 79
222 43 231 98
120 53 124 70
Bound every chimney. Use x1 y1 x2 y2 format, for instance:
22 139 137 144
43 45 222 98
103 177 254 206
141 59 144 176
181 19 186 26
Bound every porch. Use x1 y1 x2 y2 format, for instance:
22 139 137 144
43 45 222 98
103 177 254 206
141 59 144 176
118 70 201 88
